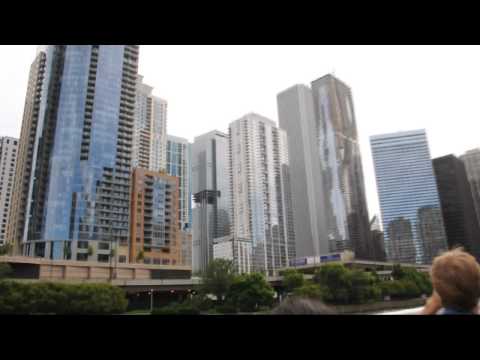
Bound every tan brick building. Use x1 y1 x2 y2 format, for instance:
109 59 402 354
130 168 181 266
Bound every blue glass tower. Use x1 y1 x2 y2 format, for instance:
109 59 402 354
14 45 139 261
166 135 192 233
370 129 448 264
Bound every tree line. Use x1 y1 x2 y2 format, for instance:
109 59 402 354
152 259 432 314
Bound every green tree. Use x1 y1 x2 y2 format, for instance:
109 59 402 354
200 259 236 304
292 283 323 299
227 273 275 312
0 243 12 256
282 269 305 292
349 270 381 304
388 265 432 297
313 264 351 304
391 264 406 280
0 263 12 280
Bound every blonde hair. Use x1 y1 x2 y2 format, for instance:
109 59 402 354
431 248 480 311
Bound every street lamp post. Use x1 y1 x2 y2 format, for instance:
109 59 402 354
149 289 154 312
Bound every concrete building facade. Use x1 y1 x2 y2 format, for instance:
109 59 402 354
0 137 18 246
213 235 252 274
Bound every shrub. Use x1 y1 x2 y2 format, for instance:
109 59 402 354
0 281 128 314
215 302 238 314
0 243 12 256
0 263 13 280
152 302 200 315
292 284 323 299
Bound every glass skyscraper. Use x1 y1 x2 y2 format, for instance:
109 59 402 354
166 135 192 233
191 130 231 274
8 45 139 262
370 129 448 264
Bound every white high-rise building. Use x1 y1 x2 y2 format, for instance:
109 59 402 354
213 235 252 274
133 74 167 172
0 137 18 246
229 113 295 276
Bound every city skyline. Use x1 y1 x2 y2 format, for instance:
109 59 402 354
2 45 480 225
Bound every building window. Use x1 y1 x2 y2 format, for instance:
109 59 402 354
77 253 88 261
78 241 89 249
97 254 109 262
98 242 110 250
119 255 127 263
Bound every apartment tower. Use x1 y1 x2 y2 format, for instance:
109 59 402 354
8 45 139 262
0 137 18 246
229 113 295 276
132 74 167 172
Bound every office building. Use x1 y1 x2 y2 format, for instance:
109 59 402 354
460 148 480 225
8 45 139 261
130 168 181 266
433 154 480 260
229 113 295 276
213 235 252 274
0 137 18 245
277 74 371 260
167 135 192 233
191 130 232 273
132 74 167 172
369 215 386 262
370 129 448 264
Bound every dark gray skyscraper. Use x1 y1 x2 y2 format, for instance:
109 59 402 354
371 129 448 264
277 74 371 260
8 45 139 262
433 154 480 260
191 130 232 273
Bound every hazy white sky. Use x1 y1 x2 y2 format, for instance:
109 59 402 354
1 45 480 219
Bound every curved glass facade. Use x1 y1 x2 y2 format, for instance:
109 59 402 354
18 45 139 261
371 130 448 264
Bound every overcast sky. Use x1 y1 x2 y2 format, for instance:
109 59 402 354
1 45 480 220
